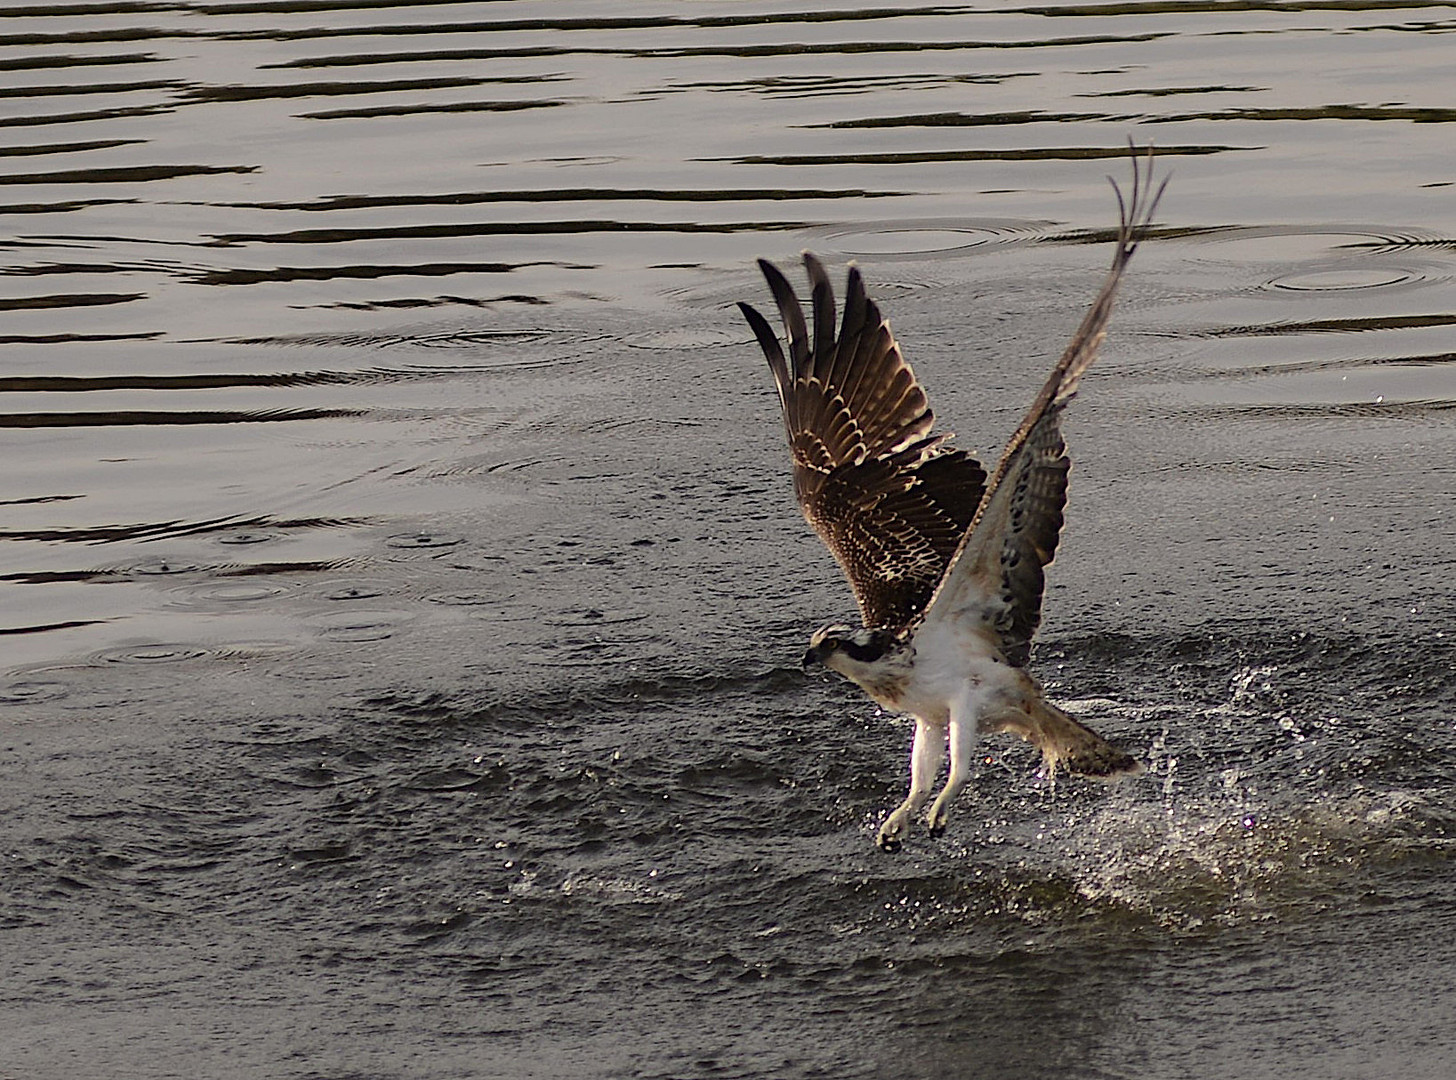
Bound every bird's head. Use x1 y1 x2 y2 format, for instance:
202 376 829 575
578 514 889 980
802 624 911 690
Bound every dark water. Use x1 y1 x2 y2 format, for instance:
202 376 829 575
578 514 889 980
3 3 1455 1077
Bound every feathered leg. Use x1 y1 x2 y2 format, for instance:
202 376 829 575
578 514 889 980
877 718 945 852
927 694 981 836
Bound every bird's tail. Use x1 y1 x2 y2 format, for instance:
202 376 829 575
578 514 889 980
1006 698 1142 779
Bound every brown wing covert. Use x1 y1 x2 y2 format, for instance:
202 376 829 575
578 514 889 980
739 255 986 629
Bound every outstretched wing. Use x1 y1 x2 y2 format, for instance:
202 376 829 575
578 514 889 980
917 152 1167 665
739 254 986 630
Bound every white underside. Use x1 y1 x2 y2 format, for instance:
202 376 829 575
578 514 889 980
846 616 1033 849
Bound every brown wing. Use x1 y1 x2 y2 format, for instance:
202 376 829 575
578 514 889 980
739 254 986 629
917 151 1167 665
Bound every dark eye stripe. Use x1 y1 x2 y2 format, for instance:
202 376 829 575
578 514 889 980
841 637 887 663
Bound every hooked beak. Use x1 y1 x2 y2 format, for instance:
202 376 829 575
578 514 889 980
801 645 822 671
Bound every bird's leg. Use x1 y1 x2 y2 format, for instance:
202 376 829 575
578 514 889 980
877 718 945 852
927 695 981 837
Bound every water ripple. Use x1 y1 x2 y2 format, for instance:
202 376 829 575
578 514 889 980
205 219 815 246
810 217 1051 257
720 143 1241 166
93 642 209 664
0 407 360 428
1266 268 1425 291
1207 312 1456 337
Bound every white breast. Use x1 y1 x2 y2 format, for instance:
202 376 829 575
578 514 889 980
898 619 1016 726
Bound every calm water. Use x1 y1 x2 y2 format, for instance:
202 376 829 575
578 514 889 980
3 2 1455 1077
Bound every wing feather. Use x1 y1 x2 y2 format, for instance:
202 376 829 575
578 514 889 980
916 151 1167 664
740 255 986 629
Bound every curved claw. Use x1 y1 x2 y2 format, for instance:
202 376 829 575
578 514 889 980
877 812 910 853
926 800 952 838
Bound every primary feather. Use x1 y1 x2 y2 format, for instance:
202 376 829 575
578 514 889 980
738 257 986 630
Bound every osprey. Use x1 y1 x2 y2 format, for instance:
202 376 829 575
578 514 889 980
739 157 1165 851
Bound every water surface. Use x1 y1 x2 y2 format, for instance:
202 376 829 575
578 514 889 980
2 2 1454 1077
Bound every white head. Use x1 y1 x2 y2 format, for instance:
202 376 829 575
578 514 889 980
802 623 913 698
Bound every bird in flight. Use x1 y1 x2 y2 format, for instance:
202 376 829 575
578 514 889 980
739 154 1165 850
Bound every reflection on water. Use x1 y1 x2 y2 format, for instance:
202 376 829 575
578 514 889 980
2 1 1455 1077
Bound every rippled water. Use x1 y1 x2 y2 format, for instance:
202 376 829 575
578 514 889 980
3 3 1454 1077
